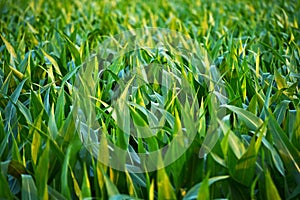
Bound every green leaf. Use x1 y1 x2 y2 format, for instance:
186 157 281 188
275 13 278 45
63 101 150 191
31 111 43 166
36 140 50 200
81 163 91 199
222 104 263 130
157 167 176 200
48 105 58 139
0 170 13 199
17 100 33 123
148 179 155 200
231 136 257 187
41 49 62 76
61 65 80 85
197 174 209 200
104 172 120 197
219 119 245 159
4 79 27 127
273 100 289 125
96 162 106 197
61 33 81 66
11 79 27 104
266 109 300 174
30 90 44 120
10 66 24 80
125 170 137 197
129 106 151 133
1 34 16 58
183 175 229 200
22 174 38 200
198 98 206 138
61 145 72 199
113 77 134 150
274 69 287 90
1 34 16 65
263 137 285 176
55 89 65 129
12 134 22 162
48 186 67 200
265 171 281 200
61 139 82 199
0 124 9 159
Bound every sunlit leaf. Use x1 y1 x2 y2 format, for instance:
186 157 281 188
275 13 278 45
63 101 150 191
265 171 281 200
157 167 176 200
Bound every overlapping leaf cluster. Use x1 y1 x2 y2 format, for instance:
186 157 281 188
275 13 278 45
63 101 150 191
0 0 299 199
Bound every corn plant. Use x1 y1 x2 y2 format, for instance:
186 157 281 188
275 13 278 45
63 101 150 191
0 0 299 199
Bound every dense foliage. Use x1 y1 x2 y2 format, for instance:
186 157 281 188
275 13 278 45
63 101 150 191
0 0 299 199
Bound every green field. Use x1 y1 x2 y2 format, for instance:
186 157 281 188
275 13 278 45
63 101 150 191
0 0 300 199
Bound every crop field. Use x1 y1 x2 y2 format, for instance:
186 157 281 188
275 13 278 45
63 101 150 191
0 0 300 199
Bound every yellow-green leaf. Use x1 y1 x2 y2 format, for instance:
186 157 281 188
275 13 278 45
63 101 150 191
265 171 281 200
1 34 16 58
